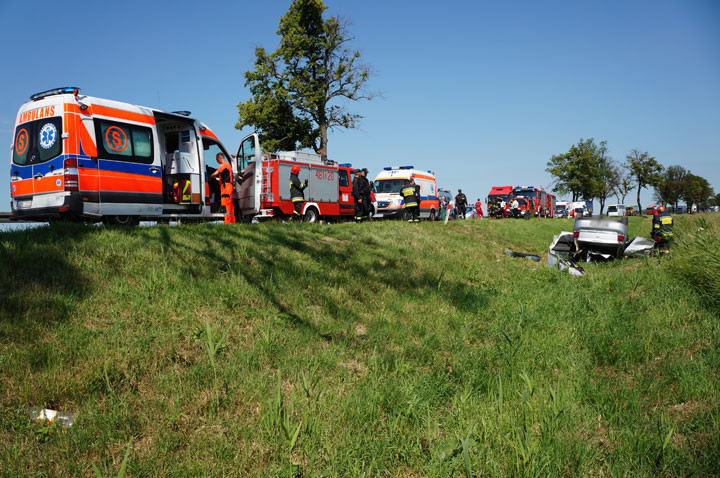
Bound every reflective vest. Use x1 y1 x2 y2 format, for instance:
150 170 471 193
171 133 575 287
401 186 418 207
290 173 306 202
173 179 192 203
653 212 673 239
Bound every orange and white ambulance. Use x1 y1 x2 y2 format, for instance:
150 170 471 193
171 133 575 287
372 166 440 220
10 87 236 225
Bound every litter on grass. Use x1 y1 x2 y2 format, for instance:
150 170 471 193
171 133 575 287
28 408 75 427
504 250 541 262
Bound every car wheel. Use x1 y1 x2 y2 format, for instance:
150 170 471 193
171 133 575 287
104 215 139 227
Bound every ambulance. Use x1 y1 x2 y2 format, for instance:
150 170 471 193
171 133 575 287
10 87 237 225
372 166 440 220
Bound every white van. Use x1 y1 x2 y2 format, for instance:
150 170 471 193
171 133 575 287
606 204 625 217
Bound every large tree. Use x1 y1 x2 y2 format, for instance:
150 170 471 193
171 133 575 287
594 144 619 215
237 0 376 158
681 173 714 210
546 138 604 202
625 149 663 214
613 170 634 205
654 165 688 211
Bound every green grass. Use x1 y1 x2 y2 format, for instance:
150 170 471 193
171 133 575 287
1 214 718 476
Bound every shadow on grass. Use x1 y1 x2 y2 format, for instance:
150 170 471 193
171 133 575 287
0 222 93 344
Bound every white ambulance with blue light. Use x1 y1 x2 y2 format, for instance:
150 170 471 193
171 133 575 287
372 166 440 220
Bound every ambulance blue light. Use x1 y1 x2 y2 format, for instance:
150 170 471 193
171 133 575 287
383 167 392 170
171 110 192 116
30 87 80 101
400 165 414 169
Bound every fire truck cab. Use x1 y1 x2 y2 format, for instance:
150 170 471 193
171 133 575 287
10 88 235 225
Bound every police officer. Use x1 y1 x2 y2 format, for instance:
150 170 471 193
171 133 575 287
651 206 673 254
401 179 420 223
455 189 467 219
210 153 235 224
289 165 308 221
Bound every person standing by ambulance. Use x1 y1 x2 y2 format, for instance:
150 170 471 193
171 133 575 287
289 165 308 221
210 153 235 224
361 168 372 221
401 179 420 223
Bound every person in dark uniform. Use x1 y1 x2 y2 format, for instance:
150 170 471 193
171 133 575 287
651 206 673 254
455 189 467 219
289 165 308 221
361 168 372 220
401 179 420 223
352 168 370 222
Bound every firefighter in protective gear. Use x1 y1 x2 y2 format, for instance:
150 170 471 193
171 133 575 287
651 206 673 254
455 189 467 219
210 153 235 224
401 179 420 223
289 165 308 221
361 168 372 220
352 169 368 222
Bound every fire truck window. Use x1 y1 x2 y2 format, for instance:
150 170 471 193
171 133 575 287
339 170 349 187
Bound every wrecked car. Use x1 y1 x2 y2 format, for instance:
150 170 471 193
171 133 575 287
573 216 629 258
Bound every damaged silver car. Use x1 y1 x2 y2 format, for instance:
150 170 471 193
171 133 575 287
573 216 629 258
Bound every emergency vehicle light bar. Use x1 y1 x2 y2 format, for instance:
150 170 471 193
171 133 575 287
383 165 415 170
171 110 192 116
30 87 80 101
339 163 352 167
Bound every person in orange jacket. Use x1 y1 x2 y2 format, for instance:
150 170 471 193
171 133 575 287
474 199 483 218
210 153 235 224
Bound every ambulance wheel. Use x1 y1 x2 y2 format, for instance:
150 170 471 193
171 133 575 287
104 215 139 227
428 209 436 221
304 207 319 223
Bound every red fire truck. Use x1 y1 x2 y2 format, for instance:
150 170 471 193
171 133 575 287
512 186 553 217
235 133 364 222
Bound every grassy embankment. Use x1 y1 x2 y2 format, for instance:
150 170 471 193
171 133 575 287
1 214 719 476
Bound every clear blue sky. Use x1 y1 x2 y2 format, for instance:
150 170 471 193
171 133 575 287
1 0 718 210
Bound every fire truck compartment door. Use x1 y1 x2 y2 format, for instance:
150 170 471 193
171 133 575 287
278 164 338 203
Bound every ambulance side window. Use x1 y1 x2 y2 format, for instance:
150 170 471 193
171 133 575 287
96 120 154 164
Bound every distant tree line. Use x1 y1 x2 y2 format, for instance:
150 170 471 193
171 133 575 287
546 138 717 214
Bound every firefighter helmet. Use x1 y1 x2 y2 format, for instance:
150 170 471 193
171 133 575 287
657 205 665 213
291 165 301 174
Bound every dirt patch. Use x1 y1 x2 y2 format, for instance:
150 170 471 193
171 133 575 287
355 324 367 336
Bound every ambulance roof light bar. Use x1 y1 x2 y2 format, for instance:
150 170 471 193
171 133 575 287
30 87 80 101
171 111 192 116
383 165 415 170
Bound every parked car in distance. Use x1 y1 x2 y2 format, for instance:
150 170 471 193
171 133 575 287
606 204 625 217
573 216 629 258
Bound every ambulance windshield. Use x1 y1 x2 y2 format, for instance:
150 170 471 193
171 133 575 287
373 179 405 194
13 117 63 165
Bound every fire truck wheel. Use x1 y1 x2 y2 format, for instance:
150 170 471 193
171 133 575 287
304 207 319 223
104 215 139 227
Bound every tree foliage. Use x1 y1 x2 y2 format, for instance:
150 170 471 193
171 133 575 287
654 165 688 210
594 146 620 215
236 0 375 157
625 149 663 213
546 138 606 202
681 173 714 210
